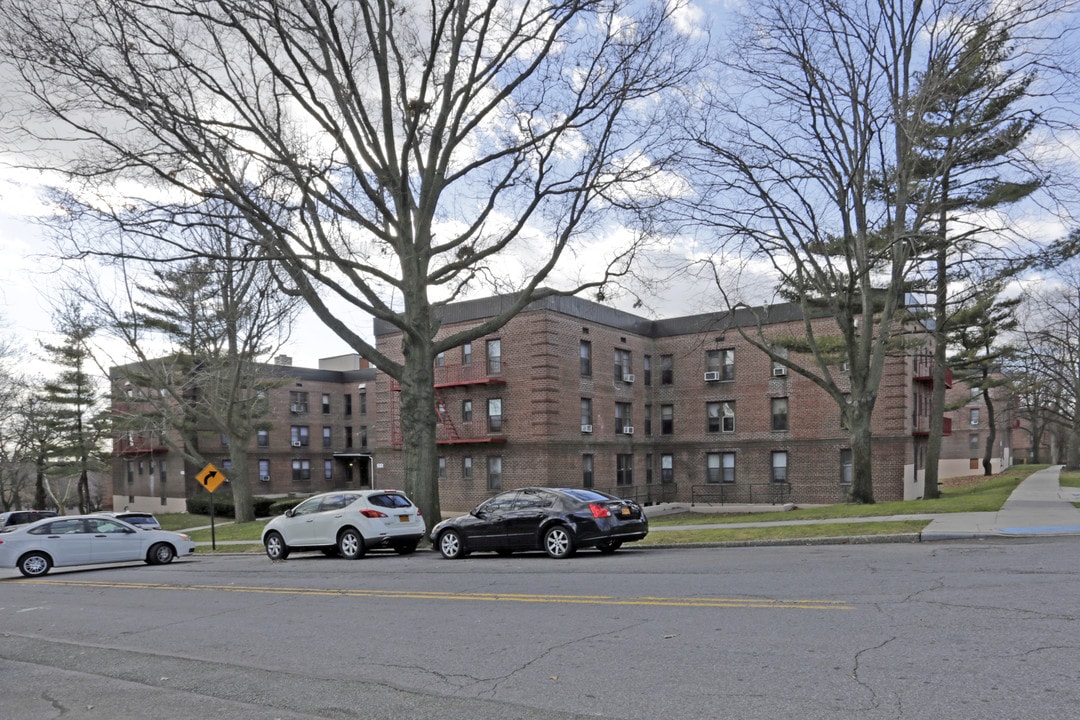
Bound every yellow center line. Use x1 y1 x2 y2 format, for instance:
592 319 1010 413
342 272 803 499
13 579 853 610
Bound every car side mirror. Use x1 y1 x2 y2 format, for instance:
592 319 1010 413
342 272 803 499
284 509 295 518
471 508 485 519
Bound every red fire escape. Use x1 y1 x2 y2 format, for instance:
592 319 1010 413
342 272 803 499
912 353 953 437
390 362 507 447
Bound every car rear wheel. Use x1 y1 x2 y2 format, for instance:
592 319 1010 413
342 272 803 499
596 540 622 555
337 528 365 559
264 531 290 561
438 529 467 559
543 525 576 559
18 551 51 577
147 542 175 565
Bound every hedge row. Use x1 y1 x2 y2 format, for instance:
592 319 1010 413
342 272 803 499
185 493 291 518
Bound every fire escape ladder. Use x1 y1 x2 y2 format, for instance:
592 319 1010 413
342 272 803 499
435 387 460 441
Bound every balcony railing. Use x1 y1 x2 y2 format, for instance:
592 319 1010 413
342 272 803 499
912 354 953 387
691 482 791 505
912 415 953 436
433 362 506 387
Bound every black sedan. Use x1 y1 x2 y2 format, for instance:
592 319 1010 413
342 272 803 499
430 487 648 559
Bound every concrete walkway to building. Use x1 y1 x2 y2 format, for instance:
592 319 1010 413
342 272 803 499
648 465 1080 542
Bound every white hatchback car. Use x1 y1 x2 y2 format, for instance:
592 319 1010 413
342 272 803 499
261 490 426 560
0 515 195 577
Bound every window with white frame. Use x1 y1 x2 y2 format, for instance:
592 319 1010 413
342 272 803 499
771 397 789 431
660 454 674 484
488 398 503 432
616 454 634 486
487 456 502 490
291 459 311 481
582 454 594 488
771 451 788 483
614 348 632 381
615 402 633 434
486 339 502 375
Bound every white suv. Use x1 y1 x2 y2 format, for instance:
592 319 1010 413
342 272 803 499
262 490 425 560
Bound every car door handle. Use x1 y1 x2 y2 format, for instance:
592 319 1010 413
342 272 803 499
95 534 108 538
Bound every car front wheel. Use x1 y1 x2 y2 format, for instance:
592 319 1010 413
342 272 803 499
264 531 290 561
337 528 365 559
438 529 467 559
543 525 576 559
147 542 175 565
18 551 51 577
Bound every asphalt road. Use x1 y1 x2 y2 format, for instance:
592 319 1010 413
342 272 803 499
3 539 1080 720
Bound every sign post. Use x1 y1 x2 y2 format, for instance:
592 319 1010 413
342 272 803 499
195 463 227 550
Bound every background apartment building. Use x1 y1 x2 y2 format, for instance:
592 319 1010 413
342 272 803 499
113 294 978 513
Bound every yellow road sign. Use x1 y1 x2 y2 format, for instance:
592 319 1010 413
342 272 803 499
196 463 226 493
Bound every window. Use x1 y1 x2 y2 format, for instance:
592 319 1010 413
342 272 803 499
488 398 503 432
580 340 592 376
772 347 789 376
159 460 167 485
359 427 368 448
258 459 270 481
345 426 353 448
322 426 332 448
969 408 980 426
487 456 502 490
290 426 310 447
344 393 352 417
615 402 633 434
660 354 674 385
438 456 447 479
840 449 852 485
661 454 674 484
435 351 446 367
707 402 735 433
257 429 269 447
970 433 980 449
462 342 472 365
220 434 229 447
771 451 788 483
661 404 674 435
581 398 593 427
487 339 502 375
644 404 652 436
771 397 789 431
324 459 333 481
292 459 312 481
614 348 632 381
322 393 331 414
582 454 594 488
616 454 634 486
707 349 735 381
645 453 653 484
643 355 652 386
289 391 309 413
463 456 473 480
359 390 367 415
462 399 473 422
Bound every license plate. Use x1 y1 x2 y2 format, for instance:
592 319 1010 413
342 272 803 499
398 515 410 523
620 507 631 517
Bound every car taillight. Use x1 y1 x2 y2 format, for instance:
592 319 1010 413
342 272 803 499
360 509 388 518
416 508 422 516
589 503 611 518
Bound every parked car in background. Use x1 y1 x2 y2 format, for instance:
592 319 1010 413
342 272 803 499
0 510 58 532
0 515 195 577
261 490 426 561
430 487 649 559
103 511 162 530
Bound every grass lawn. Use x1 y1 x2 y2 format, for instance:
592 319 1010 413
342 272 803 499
641 520 930 545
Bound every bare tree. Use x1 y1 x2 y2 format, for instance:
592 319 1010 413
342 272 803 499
681 0 1068 502
0 0 701 524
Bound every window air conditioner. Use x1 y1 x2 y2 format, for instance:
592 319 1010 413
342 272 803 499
290 404 299 413
260 475 270 482
624 426 635 435
623 374 635 383
704 371 720 382
581 424 593 433
773 367 787 377
291 440 302 447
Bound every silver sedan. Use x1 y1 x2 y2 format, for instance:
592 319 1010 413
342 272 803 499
0 514 195 577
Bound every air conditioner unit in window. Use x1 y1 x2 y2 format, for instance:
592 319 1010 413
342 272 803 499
704 371 720 382
290 404 299 413
291 440 302 447
622 374 635 383
581 424 593 433
624 426 635 435
259 475 270 482
773 367 787 377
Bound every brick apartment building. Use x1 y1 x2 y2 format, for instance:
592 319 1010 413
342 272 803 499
112 293 971 513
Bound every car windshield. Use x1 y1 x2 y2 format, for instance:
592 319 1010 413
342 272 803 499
560 489 616 503
368 493 412 509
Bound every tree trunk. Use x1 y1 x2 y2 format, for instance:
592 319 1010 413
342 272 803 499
923 237 949 498
848 405 876 504
228 448 254 523
981 387 997 476
400 361 440 539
